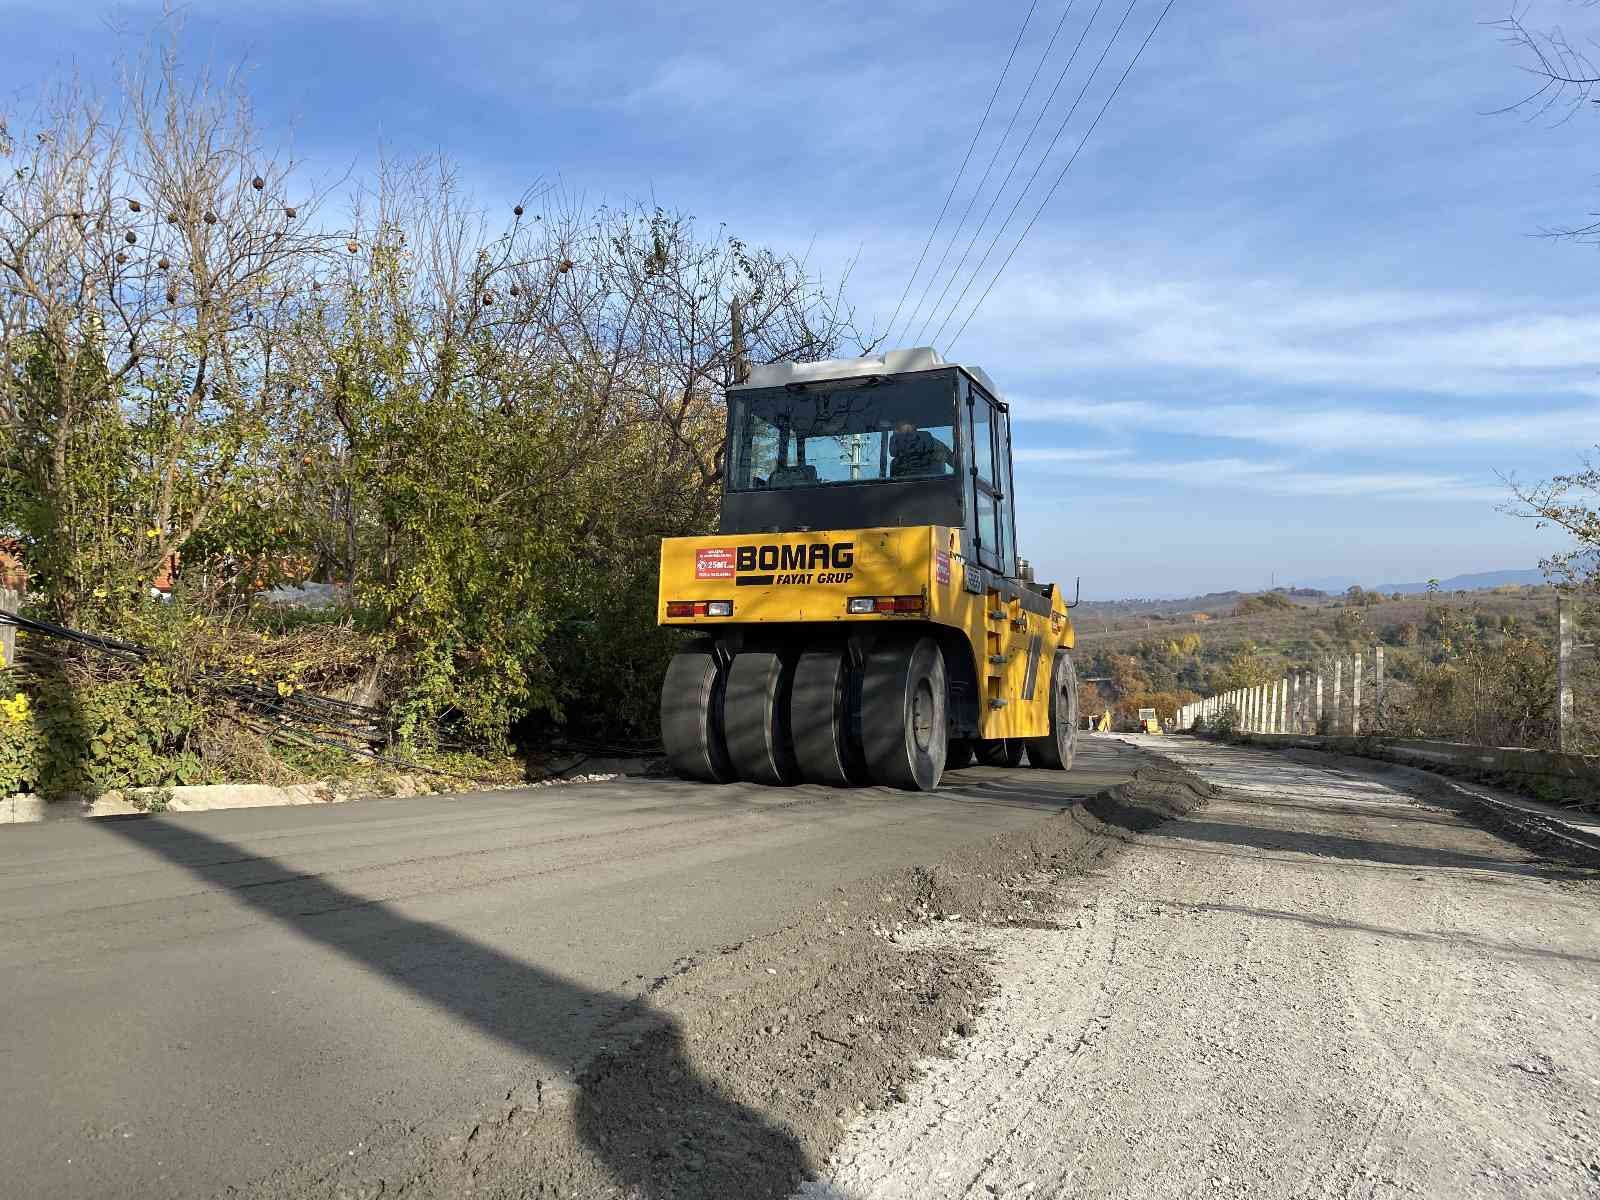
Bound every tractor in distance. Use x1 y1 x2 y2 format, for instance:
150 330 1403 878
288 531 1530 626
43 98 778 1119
656 347 1080 791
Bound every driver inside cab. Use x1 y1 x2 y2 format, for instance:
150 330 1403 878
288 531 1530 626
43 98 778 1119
889 420 953 479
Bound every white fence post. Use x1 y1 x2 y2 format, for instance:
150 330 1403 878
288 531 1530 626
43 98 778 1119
1315 673 1324 732
1352 653 1363 736
1332 659 1343 734
1558 595 1574 753
1374 646 1384 732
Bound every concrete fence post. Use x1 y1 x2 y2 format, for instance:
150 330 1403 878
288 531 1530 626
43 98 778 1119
1280 677 1289 733
1332 659 1343 733
1351 653 1363 736
1291 673 1301 733
1558 595 1574 753
1374 646 1385 732
1315 673 1324 732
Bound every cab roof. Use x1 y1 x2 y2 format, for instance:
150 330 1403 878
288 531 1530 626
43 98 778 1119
731 347 1004 407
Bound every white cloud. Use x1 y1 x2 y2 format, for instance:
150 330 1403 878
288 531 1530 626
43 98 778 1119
1011 446 1131 463
1013 396 1600 452
1019 453 1504 503
964 268 1600 399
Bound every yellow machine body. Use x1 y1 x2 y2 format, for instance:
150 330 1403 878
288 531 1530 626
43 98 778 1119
658 524 1075 742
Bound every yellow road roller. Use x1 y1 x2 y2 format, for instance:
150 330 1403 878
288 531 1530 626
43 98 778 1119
657 348 1078 790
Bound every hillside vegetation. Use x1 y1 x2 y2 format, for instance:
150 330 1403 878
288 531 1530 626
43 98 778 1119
1075 585 1600 753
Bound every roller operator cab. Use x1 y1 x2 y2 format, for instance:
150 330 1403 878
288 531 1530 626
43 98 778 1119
657 347 1079 791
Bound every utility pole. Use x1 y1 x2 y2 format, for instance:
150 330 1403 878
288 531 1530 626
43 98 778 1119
730 297 750 384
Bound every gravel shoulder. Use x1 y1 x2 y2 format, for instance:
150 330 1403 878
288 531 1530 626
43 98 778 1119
801 734 1600 1200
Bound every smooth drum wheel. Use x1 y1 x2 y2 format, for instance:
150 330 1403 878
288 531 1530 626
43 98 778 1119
791 645 868 786
861 636 947 791
1027 650 1079 771
660 638 735 782
974 738 1025 767
723 649 802 785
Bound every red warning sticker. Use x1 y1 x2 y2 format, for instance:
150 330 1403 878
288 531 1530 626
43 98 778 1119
935 550 951 585
695 547 735 579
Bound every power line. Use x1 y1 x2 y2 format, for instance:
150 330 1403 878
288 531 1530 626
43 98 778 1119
928 0 1143 350
911 0 1104 346
897 0 1080 347
945 0 1176 352
881 0 1040 346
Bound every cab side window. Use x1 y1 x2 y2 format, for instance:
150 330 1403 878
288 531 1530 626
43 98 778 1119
958 379 1019 578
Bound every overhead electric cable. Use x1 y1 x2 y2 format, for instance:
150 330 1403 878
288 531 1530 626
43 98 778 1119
896 0 1081 346
911 0 1104 345
944 0 1177 351
881 0 1040 345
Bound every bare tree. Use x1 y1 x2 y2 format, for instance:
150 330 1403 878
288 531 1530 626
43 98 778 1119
1492 3 1600 238
0 43 339 616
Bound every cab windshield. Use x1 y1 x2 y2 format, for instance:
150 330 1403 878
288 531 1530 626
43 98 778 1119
725 373 959 491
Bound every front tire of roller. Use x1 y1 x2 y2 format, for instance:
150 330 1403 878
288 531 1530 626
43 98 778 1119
974 738 1025 767
723 650 802 785
791 646 868 786
1027 650 1079 771
660 638 735 783
862 636 947 791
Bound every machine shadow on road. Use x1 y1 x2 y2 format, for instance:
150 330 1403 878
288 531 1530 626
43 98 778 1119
96 815 810 1198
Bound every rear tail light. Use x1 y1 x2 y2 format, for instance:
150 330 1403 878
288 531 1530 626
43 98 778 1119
666 600 733 618
847 595 926 615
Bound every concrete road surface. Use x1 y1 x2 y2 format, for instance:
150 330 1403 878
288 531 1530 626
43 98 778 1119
0 740 1145 1199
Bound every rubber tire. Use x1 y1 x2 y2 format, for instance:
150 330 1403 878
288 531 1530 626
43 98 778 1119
1027 651 1080 771
861 636 947 791
974 737 1025 767
791 645 869 786
660 638 735 783
946 738 977 769
723 650 801 785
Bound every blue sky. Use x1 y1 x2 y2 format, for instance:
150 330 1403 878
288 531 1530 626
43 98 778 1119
7 0 1598 597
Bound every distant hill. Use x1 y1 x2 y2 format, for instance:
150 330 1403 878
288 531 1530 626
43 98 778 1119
1297 569 1545 595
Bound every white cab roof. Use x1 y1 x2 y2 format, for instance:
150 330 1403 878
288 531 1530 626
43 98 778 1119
733 347 1003 406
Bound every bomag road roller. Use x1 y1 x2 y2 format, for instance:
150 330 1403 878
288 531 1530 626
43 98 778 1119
656 347 1079 791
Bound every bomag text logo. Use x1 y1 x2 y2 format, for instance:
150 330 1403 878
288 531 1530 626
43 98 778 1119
734 541 854 586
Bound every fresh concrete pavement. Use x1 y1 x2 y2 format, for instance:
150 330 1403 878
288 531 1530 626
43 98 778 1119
0 739 1146 1198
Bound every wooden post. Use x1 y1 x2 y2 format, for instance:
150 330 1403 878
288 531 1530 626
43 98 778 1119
0 587 16 676
1352 653 1363 736
1557 595 1574 753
